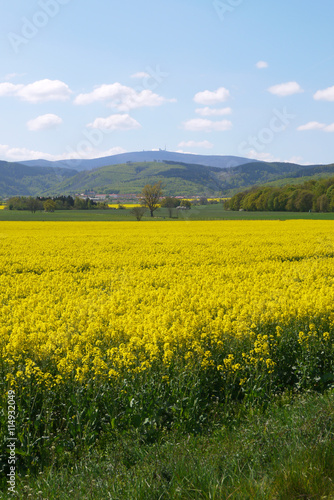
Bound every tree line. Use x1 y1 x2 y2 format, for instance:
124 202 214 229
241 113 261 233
225 177 334 212
4 183 219 217
5 196 109 212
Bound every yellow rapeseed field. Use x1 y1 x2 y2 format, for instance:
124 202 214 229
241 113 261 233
1 220 334 390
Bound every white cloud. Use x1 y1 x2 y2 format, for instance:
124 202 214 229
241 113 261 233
0 79 72 102
244 150 307 164
3 72 25 81
0 144 66 162
178 140 213 149
245 150 281 162
74 82 176 110
61 146 127 160
0 144 126 162
0 82 23 97
19 80 72 103
116 89 176 111
256 61 268 69
175 150 200 155
267 81 303 97
195 106 232 116
130 72 150 79
91 147 127 158
27 114 63 131
289 156 304 164
87 113 141 131
324 123 334 132
297 121 325 131
183 118 232 132
314 85 334 101
194 87 230 105
297 121 334 132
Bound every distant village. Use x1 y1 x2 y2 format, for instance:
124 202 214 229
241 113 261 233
76 192 200 203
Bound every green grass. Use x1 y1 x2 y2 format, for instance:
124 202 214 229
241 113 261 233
0 208 140 222
1 205 334 221
2 312 334 498
8 390 334 499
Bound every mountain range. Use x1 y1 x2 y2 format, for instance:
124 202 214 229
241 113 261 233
1 151 334 198
20 150 259 172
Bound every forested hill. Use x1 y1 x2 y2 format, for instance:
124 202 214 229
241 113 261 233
0 161 77 197
51 161 224 196
38 160 334 197
226 176 334 212
1 157 334 198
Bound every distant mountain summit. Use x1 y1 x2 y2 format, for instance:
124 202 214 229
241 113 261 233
20 150 260 172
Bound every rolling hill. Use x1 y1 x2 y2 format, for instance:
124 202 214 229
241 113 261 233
214 161 319 192
0 161 77 198
50 160 334 197
51 161 224 196
1 155 334 198
246 163 334 191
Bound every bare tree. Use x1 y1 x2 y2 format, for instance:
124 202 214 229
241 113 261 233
140 181 163 217
130 206 146 221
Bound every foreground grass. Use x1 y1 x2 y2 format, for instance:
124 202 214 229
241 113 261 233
1 205 334 221
10 390 334 499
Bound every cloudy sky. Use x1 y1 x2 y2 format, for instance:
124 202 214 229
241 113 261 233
1 0 334 164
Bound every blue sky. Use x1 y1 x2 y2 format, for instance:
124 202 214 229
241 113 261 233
0 0 334 164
